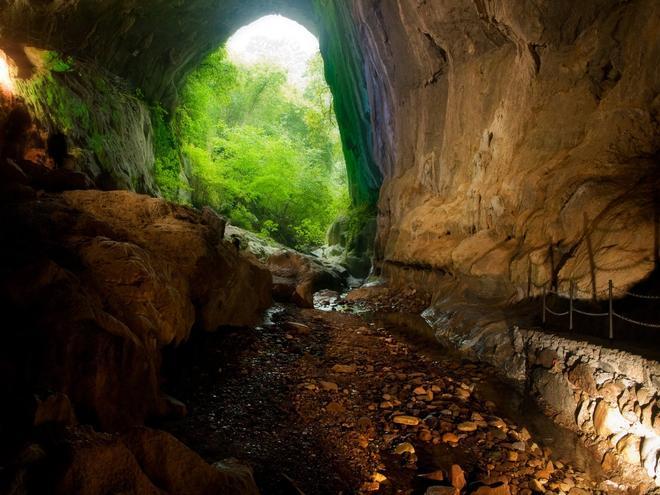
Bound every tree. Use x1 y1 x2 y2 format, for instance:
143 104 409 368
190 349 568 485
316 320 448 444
155 46 349 251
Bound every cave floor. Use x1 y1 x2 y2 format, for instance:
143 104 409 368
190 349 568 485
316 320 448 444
159 303 607 495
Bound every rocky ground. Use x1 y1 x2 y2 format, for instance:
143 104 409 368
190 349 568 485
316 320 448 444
161 291 611 495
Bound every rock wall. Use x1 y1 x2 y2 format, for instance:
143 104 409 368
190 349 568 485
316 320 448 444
424 301 660 489
1 187 271 433
0 46 158 193
355 0 660 300
1 1 657 295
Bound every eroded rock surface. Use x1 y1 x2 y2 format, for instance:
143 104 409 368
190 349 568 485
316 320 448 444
226 225 348 308
0 189 271 433
356 0 660 300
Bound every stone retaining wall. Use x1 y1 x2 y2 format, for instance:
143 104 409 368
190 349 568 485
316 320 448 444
427 305 660 488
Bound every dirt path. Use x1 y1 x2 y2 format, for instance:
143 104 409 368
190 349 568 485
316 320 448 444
160 304 605 495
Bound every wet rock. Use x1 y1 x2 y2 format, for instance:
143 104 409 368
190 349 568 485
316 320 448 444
394 442 415 455
1 190 272 431
158 395 188 419
284 321 312 336
30 427 260 495
458 421 478 432
331 364 357 374
200 206 226 241
266 250 346 308
319 381 339 391
393 415 420 426
450 464 466 490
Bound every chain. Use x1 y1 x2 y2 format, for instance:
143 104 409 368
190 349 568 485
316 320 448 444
545 307 569 317
613 312 660 329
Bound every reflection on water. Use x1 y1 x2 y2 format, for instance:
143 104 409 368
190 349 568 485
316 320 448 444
365 311 604 479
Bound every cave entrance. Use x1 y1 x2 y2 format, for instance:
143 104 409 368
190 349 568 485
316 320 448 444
162 14 350 254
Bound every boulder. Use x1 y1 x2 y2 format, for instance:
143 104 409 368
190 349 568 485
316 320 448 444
10 427 259 495
0 190 271 432
266 250 346 308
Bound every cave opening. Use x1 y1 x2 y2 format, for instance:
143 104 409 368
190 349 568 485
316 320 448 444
161 14 351 254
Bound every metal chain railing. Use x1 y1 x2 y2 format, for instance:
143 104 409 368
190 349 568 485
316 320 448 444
541 279 660 340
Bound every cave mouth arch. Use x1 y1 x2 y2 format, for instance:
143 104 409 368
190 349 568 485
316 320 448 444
175 13 350 251
0 0 383 206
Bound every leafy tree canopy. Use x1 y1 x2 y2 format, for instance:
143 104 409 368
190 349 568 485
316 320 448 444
154 47 349 252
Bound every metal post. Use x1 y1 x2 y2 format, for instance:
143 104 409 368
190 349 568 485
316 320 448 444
542 285 546 324
608 279 614 340
569 280 574 331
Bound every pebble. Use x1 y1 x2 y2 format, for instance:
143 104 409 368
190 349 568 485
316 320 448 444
457 421 478 432
529 479 545 493
319 381 338 391
284 321 311 335
419 429 432 442
511 441 526 451
361 481 380 491
393 415 420 426
394 442 415 454
442 432 460 443
372 472 387 483
331 364 357 373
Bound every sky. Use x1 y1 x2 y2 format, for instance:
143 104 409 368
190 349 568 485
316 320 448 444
226 15 320 89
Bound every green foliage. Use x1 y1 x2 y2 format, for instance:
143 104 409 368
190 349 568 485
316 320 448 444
345 203 377 253
43 51 74 73
162 47 349 251
150 104 189 201
16 71 89 135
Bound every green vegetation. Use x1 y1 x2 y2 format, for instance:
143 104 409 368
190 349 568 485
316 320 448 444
43 51 74 73
16 53 89 134
155 47 350 252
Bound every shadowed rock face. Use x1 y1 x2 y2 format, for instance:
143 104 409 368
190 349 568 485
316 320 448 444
2 0 657 299
0 189 272 433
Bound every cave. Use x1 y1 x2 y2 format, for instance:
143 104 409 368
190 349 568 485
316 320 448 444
0 1 659 494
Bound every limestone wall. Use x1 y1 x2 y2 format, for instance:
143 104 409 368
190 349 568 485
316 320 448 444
355 0 660 300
